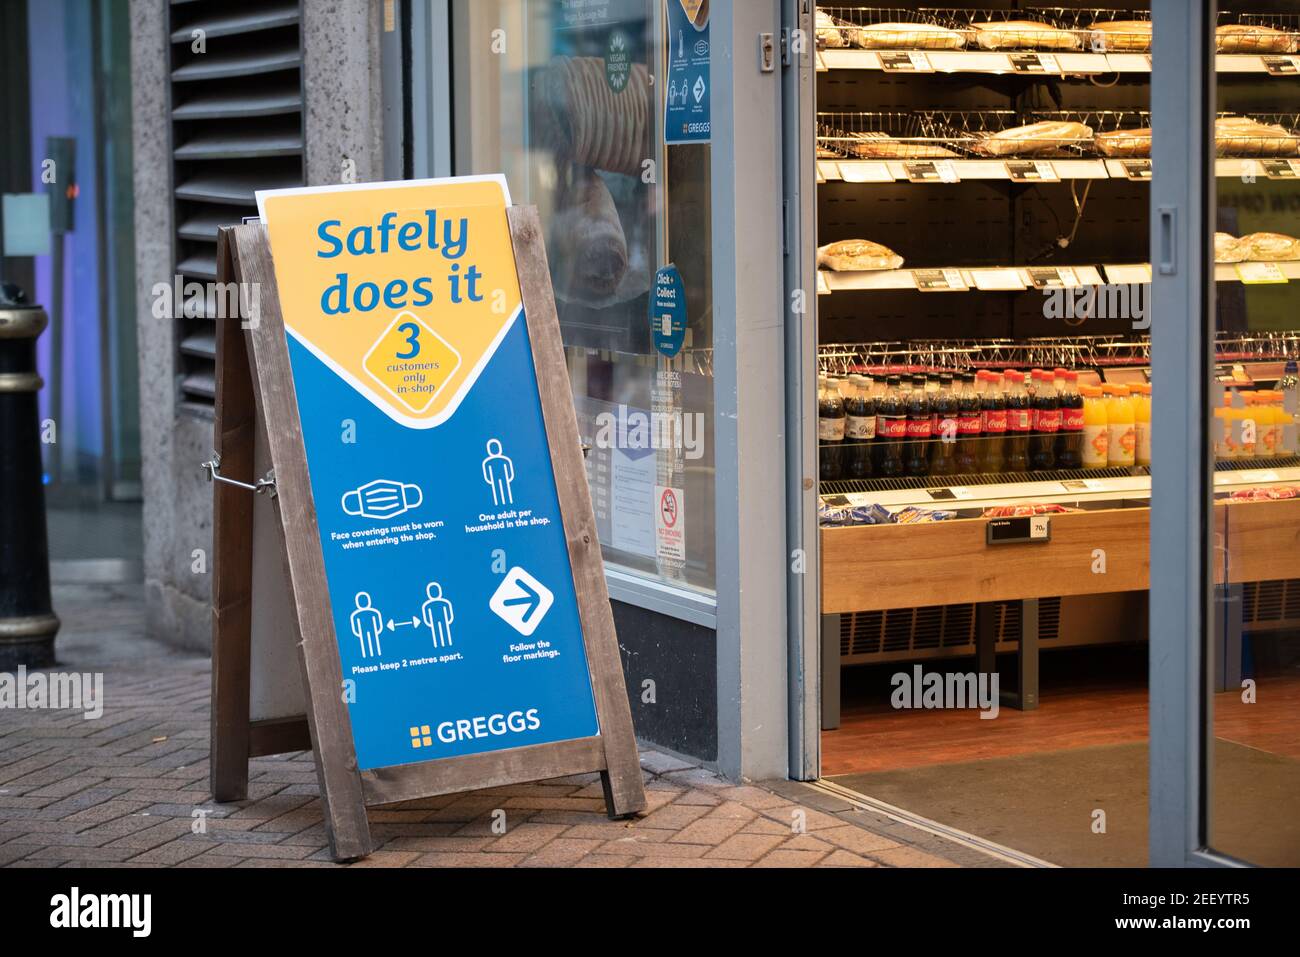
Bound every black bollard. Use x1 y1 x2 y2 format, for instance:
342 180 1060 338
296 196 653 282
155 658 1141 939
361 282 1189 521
0 285 60 669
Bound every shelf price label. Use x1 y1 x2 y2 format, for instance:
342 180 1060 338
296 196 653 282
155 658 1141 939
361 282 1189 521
1024 266 1081 289
986 515 1052 545
1120 160 1152 180
903 160 959 183
838 161 894 183
1005 160 1059 182
879 51 933 72
1261 55 1300 76
1262 159 1300 180
912 268 968 292
1235 262 1289 285
1008 52 1060 74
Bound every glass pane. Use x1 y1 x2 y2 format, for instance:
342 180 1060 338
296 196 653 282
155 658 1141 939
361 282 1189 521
450 0 715 596
1206 3 1300 867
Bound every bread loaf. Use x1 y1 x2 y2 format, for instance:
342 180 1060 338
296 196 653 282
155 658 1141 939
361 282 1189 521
1240 232 1300 262
817 240 905 272
1215 232 1247 263
815 10 849 48
973 120 1093 157
843 132 959 159
973 20 1081 51
1215 116 1300 157
549 168 629 301
537 56 652 177
852 22 968 50
1089 20 1152 52
1216 24 1297 54
1094 127 1151 158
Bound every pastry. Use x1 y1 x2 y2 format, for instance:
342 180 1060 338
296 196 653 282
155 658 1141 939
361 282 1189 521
817 239 905 272
973 120 1094 157
1216 24 1297 54
972 20 1082 51
1094 127 1152 158
1088 20 1152 52
815 10 849 48
1240 232 1300 262
852 22 968 51
1215 116 1300 157
549 167 629 301
536 56 652 177
1215 232 1247 263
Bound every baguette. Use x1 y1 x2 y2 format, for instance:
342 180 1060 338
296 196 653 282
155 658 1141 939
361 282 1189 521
1088 20 1152 52
815 10 849 48
817 239 905 272
973 120 1093 157
972 20 1081 51
1216 24 1297 54
1240 232 1300 262
1215 232 1248 264
1215 116 1300 157
843 132 959 160
1094 127 1151 158
851 22 968 51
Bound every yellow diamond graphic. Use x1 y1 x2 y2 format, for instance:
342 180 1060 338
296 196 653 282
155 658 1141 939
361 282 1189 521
363 312 461 415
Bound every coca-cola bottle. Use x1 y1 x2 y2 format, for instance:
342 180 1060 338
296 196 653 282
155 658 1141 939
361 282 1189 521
954 371 982 474
929 374 959 478
874 375 905 477
1055 370 1084 469
843 375 876 480
818 376 846 481
979 371 1007 474
905 374 933 476
1004 371 1032 473
1030 370 1060 471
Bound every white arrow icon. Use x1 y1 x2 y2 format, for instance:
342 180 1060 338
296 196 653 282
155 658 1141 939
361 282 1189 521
489 567 555 637
387 615 419 632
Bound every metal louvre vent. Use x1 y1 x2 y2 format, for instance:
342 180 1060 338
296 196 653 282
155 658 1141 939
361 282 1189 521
840 597 1063 661
1242 579 1300 626
167 0 304 410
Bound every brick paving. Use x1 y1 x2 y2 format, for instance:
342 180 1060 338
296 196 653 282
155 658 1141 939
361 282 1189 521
0 585 1012 868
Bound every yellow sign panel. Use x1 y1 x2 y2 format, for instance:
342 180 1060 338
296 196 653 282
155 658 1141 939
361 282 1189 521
256 176 521 428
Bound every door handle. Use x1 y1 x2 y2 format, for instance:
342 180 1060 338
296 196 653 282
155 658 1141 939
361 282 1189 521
1158 206 1177 275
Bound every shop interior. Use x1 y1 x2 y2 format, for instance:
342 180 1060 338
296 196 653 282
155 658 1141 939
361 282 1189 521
813 2 1300 866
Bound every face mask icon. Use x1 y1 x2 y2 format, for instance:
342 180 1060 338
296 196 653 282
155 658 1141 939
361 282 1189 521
341 480 423 520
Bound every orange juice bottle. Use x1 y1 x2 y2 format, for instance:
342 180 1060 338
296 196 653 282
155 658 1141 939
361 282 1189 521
1081 386 1110 468
1106 385 1136 467
1240 393 1260 458
1259 391 1281 457
1131 383 1152 467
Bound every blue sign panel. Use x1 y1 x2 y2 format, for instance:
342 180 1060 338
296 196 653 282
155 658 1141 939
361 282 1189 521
664 0 711 144
651 264 688 357
257 177 599 772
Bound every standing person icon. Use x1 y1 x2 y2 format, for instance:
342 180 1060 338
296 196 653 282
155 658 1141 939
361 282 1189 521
482 438 515 506
350 592 384 659
421 582 455 648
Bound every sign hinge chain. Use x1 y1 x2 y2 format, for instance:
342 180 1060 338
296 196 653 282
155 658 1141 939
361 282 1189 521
202 452 277 498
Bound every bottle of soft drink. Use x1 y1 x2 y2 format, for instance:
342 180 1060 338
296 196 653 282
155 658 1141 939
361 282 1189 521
954 371 981 474
818 376 846 481
1055 370 1084 469
1030 370 1060 471
843 375 876 480
929 374 959 478
905 373 933 476
1004 371 1031 472
874 375 906 477
979 371 1007 474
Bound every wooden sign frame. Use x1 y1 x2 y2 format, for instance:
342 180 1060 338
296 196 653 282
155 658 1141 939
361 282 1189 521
210 208 647 861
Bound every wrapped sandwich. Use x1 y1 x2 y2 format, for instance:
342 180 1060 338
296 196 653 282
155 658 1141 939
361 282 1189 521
1094 126 1152 158
817 239 905 272
1216 24 1298 54
842 131 959 160
851 21 968 50
1239 232 1300 262
973 120 1094 157
1215 116 1300 157
972 20 1082 51
1215 232 1248 264
1088 20 1152 52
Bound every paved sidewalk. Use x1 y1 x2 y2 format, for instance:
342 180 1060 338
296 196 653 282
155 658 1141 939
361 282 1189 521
0 585 1009 868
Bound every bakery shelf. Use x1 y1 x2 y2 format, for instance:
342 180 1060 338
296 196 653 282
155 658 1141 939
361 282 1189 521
816 260 1300 294
816 47 1298 75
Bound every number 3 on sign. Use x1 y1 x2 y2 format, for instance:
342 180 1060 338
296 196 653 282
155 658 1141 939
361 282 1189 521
396 321 421 359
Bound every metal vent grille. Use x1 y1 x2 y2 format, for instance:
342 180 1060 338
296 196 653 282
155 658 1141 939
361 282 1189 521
167 1 304 410
840 597 1062 660
1242 579 1300 625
